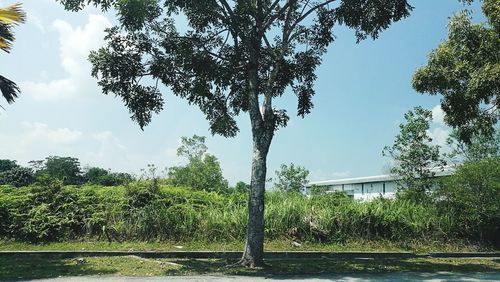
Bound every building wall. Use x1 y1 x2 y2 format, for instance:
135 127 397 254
311 180 398 201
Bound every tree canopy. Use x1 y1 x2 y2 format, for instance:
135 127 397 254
58 0 413 135
413 0 499 142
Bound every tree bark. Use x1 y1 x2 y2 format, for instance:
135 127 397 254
240 135 270 267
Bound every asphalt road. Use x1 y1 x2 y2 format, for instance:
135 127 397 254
26 272 500 282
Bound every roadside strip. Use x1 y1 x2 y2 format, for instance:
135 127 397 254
0 251 498 259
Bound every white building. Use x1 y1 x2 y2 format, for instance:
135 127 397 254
304 169 454 201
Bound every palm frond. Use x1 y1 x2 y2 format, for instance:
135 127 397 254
0 4 25 52
0 23 14 52
0 4 26 25
0 75 20 104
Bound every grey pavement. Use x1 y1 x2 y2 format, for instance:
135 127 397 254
19 272 500 282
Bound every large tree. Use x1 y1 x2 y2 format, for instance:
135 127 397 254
413 0 499 142
0 3 25 105
58 0 413 266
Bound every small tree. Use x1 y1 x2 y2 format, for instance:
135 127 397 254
274 163 309 193
168 135 228 193
383 106 446 202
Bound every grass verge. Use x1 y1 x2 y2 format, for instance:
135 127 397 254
0 239 492 253
1 256 499 280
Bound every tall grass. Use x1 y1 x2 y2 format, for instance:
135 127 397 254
0 181 496 246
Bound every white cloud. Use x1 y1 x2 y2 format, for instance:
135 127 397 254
22 14 112 102
431 104 445 126
428 127 450 148
22 122 83 144
93 131 127 150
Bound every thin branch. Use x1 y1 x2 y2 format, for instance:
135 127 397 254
218 0 236 20
264 0 294 31
288 0 337 34
269 0 282 14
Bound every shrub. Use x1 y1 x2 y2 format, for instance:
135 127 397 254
435 157 500 245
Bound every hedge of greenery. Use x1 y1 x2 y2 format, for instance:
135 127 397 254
1 174 498 246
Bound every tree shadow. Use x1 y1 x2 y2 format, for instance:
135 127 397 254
162 258 500 276
0 256 116 280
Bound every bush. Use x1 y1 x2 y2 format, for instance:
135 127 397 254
435 157 500 245
2 181 97 242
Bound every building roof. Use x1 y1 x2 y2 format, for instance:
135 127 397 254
305 167 455 188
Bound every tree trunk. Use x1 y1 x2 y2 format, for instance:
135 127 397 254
240 134 270 267
240 30 274 267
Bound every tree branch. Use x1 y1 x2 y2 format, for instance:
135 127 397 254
263 0 294 32
289 0 337 34
218 0 236 20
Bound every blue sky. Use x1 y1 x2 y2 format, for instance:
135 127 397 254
0 0 484 185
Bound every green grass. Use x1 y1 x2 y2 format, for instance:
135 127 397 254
0 239 492 253
1 256 499 280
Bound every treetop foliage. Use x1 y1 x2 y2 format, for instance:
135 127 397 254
57 0 413 137
413 0 499 142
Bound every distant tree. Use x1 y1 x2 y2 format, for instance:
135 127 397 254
0 3 25 105
84 167 109 184
168 135 228 193
33 156 83 185
0 159 19 173
383 106 446 202
177 135 208 161
0 166 35 187
274 163 309 193
413 0 499 143
233 181 251 193
85 166 135 186
58 0 414 266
